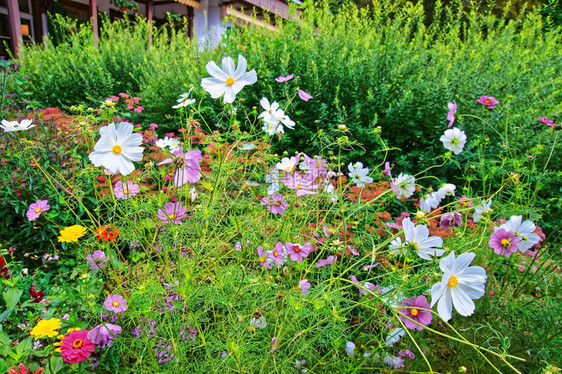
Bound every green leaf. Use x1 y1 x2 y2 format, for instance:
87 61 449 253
3 288 23 310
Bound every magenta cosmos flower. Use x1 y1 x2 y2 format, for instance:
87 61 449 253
298 90 313 102
157 202 188 224
26 200 50 221
268 242 285 265
299 279 311 295
285 242 312 263
257 246 273 269
87 323 122 348
114 180 140 199
447 101 457 128
104 294 127 313
158 147 203 188
315 255 336 268
260 194 287 215
439 212 462 228
489 228 520 257
477 95 499 109
86 250 107 270
282 172 317 196
60 330 95 363
398 295 432 331
275 73 293 83
539 117 557 127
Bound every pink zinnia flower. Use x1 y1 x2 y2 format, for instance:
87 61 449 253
133 106 144 113
539 117 557 127
268 242 285 265
158 147 203 187
285 242 312 263
60 330 95 363
489 228 520 257
439 212 462 228
85 250 107 270
275 73 293 83
113 181 140 199
447 101 457 128
260 194 287 215
119 92 129 98
299 279 310 295
26 200 50 221
157 202 188 224
298 90 313 102
104 294 127 313
282 172 317 196
477 95 499 109
398 295 432 331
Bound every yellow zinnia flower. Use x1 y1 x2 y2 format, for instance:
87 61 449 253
58 225 87 243
30 318 62 340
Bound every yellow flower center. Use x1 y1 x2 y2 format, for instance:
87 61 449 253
169 214 177 219
450 137 459 145
297 185 302 189
275 202 281 206
226 77 235 86
72 339 83 349
273 251 278 257
447 275 458 288
123 189 129 194
260 257 265 263
112 145 122 154
268 109 273 113
112 301 120 307
35 207 42 213
484 99 491 104
411 308 419 317
294 246 301 253
500 238 510 247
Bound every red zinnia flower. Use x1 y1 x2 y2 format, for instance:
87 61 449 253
60 330 95 363
0 256 9 279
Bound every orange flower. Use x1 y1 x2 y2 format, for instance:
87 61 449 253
94 225 119 242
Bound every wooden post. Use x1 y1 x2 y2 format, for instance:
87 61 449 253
31 0 43 42
6 0 23 59
90 0 99 47
147 0 153 47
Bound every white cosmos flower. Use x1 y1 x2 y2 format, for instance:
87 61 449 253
189 187 198 202
168 138 180 151
155 137 170 149
265 167 280 195
419 192 441 213
437 183 456 199
385 327 405 347
201 55 257 104
498 215 540 252
249 316 267 329
440 127 467 155
172 88 196 109
1 119 35 132
259 97 295 133
431 251 487 322
473 199 492 223
402 217 445 260
88 122 143 176
262 121 284 136
276 156 297 172
348 162 373 188
391 173 416 199
389 237 407 256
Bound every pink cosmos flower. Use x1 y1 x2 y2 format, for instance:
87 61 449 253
489 228 520 257
268 242 285 265
539 117 557 127
439 212 462 228
298 90 313 102
282 172 317 196
382 161 392 178
315 255 336 268
398 295 432 331
87 323 122 348
60 330 95 363
257 246 273 269
350 275 376 296
113 181 140 199
285 242 312 263
26 200 50 221
157 202 188 224
477 95 499 109
299 279 311 295
104 294 127 313
260 194 287 215
447 101 457 128
86 250 107 270
275 73 294 83
158 147 203 188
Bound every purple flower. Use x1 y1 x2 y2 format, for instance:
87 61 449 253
220 351 227 358
268 242 285 265
447 101 457 128
382 161 392 178
477 95 499 109
305 156 328 178
257 246 273 269
157 202 187 224
439 212 462 228
104 294 127 313
114 181 140 199
315 255 336 268
364 263 379 270
398 349 415 360
131 318 158 338
489 228 520 257
298 90 313 102
282 172 317 196
87 323 122 348
158 147 203 187
539 117 557 127
86 250 107 270
350 275 376 296
275 73 293 83
398 295 432 331
260 194 287 215
383 355 404 369
285 242 312 263
154 339 176 363
299 279 310 295
26 200 50 221
270 337 279 353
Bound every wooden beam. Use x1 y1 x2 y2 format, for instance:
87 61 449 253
31 0 43 42
90 0 99 47
6 0 23 58
239 0 289 19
